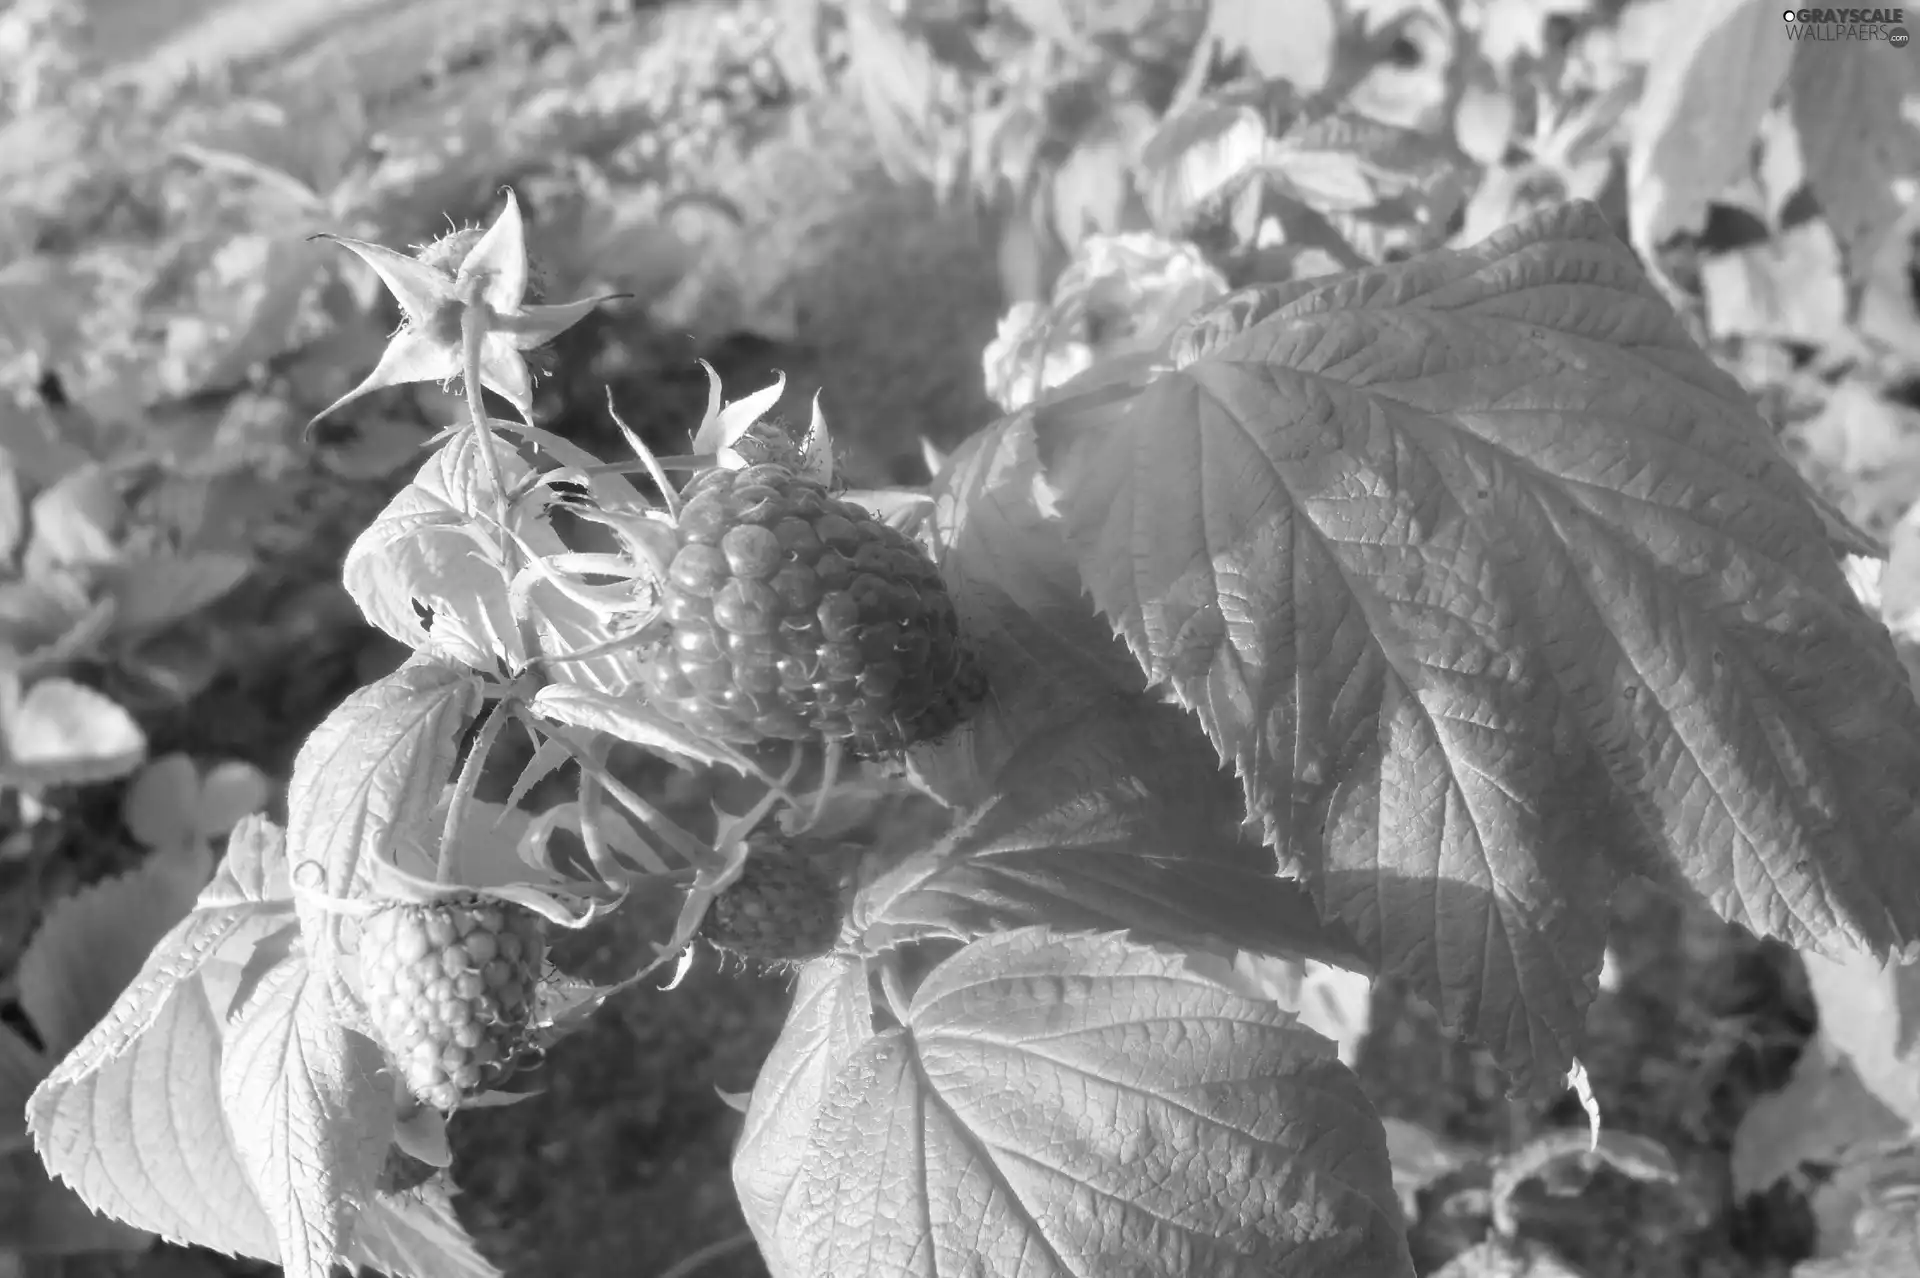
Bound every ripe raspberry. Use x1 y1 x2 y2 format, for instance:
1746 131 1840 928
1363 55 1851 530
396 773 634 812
645 463 986 755
701 836 850 967
356 896 549 1112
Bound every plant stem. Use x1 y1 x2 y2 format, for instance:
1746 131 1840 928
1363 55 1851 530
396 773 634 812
437 696 511 885
458 283 512 560
652 1231 755 1278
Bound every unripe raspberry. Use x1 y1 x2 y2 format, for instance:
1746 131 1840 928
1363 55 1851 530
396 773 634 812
701 836 850 968
357 896 549 1112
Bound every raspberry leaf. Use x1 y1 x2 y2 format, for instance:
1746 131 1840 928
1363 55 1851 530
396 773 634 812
25 819 299 1256
857 693 1367 970
733 955 874 1248
344 433 562 671
755 929 1411 1277
1032 200 1920 1094
284 658 479 910
221 959 394 1278
28 968 281 1261
34 817 291 1090
916 410 1158 807
349 1179 504 1278
204 814 296 907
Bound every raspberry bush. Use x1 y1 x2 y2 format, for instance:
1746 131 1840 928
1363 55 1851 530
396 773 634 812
19 16 1920 1276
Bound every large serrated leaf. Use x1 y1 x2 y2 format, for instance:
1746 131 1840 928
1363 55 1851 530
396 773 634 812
28 978 280 1260
220 960 394 1278
342 433 562 673
732 955 874 1257
34 819 290 1092
1032 199 1920 1094
916 409 1160 807
761 929 1411 1277
283 657 479 907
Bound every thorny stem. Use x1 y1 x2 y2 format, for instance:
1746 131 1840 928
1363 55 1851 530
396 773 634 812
438 697 512 885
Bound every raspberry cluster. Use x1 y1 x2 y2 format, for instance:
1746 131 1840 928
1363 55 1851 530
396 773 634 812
357 897 548 1112
644 463 985 756
701 835 850 968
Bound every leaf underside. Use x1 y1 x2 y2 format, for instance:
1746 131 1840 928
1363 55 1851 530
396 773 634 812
1033 199 1920 1093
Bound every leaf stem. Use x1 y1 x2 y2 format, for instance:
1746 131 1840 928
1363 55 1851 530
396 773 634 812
438 697 511 885
651 1231 754 1278
458 283 513 561
551 730 720 870
878 954 912 1025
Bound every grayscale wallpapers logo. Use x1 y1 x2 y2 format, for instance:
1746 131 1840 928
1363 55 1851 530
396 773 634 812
1782 7 1911 42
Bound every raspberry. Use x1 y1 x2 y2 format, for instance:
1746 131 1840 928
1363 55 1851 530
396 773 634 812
644 464 986 755
701 836 850 967
356 896 549 1112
